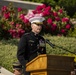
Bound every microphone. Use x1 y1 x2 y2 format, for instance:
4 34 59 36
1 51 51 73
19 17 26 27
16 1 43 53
45 39 76 55
45 39 55 48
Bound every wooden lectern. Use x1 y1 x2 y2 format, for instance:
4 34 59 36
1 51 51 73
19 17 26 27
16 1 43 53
26 54 74 75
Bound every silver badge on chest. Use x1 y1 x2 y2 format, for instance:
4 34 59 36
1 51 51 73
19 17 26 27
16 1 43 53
39 39 45 47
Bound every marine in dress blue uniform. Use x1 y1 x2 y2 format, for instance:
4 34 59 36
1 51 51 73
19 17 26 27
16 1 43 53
17 16 46 75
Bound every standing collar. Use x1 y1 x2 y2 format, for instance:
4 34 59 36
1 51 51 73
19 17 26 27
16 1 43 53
30 31 39 36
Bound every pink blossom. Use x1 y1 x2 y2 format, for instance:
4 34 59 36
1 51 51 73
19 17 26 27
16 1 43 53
36 5 43 11
61 29 66 33
18 29 25 38
3 12 10 19
18 7 22 12
12 29 22 38
32 10 37 14
65 24 71 29
9 29 25 38
51 23 57 31
44 6 51 11
19 14 25 20
58 9 63 14
9 21 14 25
16 24 21 28
55 17 60 21
47 18 52 24
41 4 46 8
1 6 7 12
36 4 46 11
42 10 50 16
35 4 47 14
20 29 25 34
9 29 17 38
53 12 58 17
62 17 69 22
42 6 51 16
18 29 25 34
23 18 29 23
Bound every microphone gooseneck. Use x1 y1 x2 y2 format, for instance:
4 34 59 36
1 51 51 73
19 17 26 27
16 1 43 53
45 39 76 55
45 39 55 48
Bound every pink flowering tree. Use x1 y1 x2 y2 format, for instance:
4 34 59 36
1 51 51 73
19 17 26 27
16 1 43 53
0 3 74 39
24 4 74 36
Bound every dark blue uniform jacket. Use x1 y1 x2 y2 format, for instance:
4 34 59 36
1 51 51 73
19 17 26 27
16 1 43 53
17 32 46 66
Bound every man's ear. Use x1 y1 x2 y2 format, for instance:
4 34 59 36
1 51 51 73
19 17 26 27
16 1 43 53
31 24 33 29
31 23 36 29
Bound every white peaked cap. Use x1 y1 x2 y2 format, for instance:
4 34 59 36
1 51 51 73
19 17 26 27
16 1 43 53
29 16 45 24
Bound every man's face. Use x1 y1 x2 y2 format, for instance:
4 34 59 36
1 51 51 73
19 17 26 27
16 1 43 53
31 23 42 34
